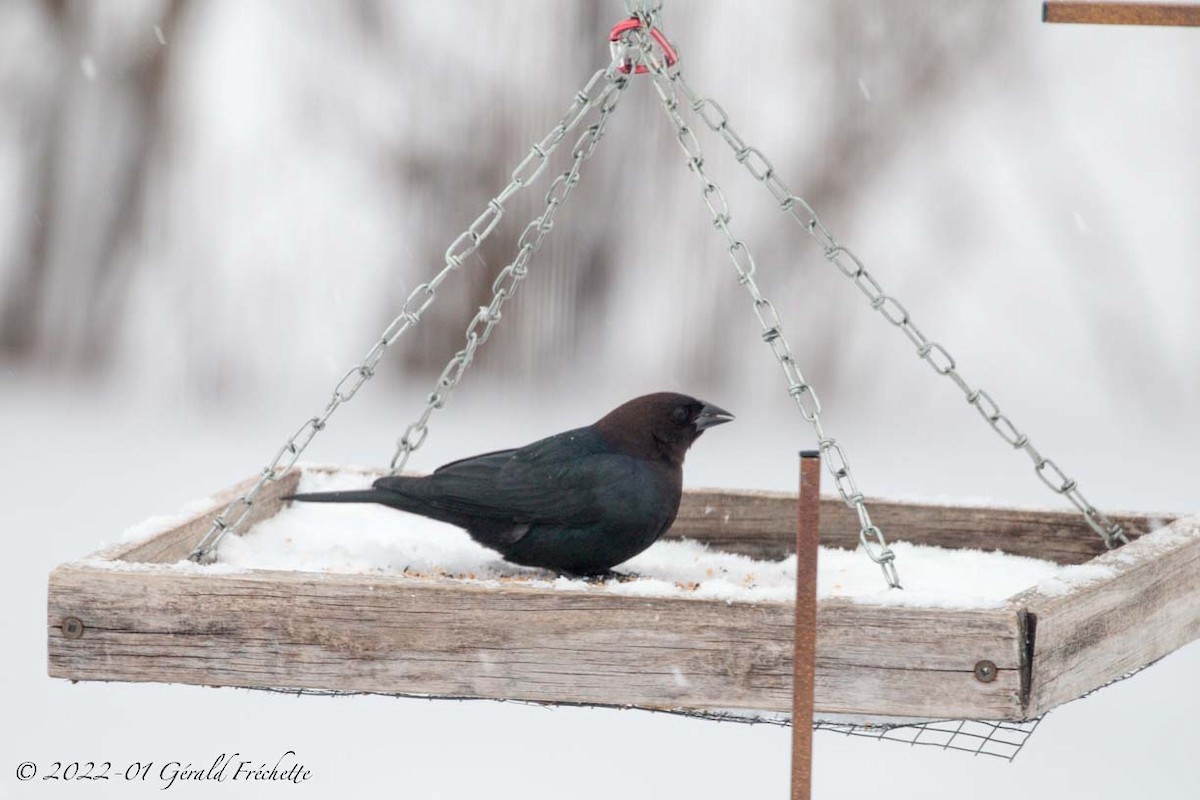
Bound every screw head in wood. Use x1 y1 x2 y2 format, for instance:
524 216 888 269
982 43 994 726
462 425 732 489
62 617 85 639
973 659 997 683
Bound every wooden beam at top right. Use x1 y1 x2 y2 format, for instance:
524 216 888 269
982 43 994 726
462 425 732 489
1043 2 1200 26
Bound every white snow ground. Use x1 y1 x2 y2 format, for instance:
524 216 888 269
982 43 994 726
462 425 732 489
6 373 1199 800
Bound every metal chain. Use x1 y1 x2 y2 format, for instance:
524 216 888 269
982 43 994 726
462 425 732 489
188 53 633 563
388 64 632 473
659 66 1128 550
626 28 902 589
623 0 663 24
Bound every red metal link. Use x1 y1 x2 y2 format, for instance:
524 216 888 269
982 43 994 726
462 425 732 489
609 17 678 75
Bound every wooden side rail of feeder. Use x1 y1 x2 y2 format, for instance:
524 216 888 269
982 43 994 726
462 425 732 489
1043 1 1200 26
48 466 1200 723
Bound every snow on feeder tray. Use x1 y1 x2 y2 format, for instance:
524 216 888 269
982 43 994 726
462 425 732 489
48 465 1200 724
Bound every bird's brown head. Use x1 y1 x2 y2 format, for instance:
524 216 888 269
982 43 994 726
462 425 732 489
594 392 733 467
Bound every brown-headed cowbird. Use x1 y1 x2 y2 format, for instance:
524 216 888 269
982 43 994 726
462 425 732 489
284 392 732 575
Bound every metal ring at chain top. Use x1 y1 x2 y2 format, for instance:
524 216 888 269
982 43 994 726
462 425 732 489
609 17 677 75
388 60 632 474
624 27 902 589
655 50 1128 551
187 50 635 564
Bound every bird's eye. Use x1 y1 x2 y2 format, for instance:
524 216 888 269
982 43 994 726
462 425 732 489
672 406 689 423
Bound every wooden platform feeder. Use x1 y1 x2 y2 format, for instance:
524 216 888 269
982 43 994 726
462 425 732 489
46 3 1200 743
48 466 1200 722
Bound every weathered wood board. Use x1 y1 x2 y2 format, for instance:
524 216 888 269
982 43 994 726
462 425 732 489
672 489 1162 565
47 466 1197 722
47 566 1025 719
1014 515 1200 717
1043 1 1200 28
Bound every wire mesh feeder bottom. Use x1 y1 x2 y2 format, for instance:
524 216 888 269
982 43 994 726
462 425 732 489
637 709 1042 761
813 716 1041 761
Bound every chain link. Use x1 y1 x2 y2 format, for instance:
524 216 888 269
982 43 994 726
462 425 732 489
627 29 901 589
388 63 631 473
623 0 663 24
664 63 1128 551
188 52 633 563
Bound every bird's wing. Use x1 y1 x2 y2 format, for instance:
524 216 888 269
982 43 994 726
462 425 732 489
432 448 519 476
373 428 619 530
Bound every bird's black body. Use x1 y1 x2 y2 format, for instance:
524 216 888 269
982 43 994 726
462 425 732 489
286 392 732 575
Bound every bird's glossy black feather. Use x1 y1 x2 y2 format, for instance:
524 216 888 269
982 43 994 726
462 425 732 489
285 392 731 575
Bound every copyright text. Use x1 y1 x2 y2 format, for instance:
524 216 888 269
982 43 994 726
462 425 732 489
14 751 312 789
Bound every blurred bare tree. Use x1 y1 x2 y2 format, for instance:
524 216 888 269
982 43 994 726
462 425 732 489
1 1 180 366
0 0 1193 404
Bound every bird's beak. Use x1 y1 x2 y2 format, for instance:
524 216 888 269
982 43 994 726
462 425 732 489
694 402 734 431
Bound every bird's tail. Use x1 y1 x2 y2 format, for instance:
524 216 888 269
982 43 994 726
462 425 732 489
284 478 470 528
283 490 389 505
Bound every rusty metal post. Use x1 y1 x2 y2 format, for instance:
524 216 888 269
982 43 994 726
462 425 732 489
792 451 820 800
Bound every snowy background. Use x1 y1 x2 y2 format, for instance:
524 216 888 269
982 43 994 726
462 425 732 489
4 0 1198 797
